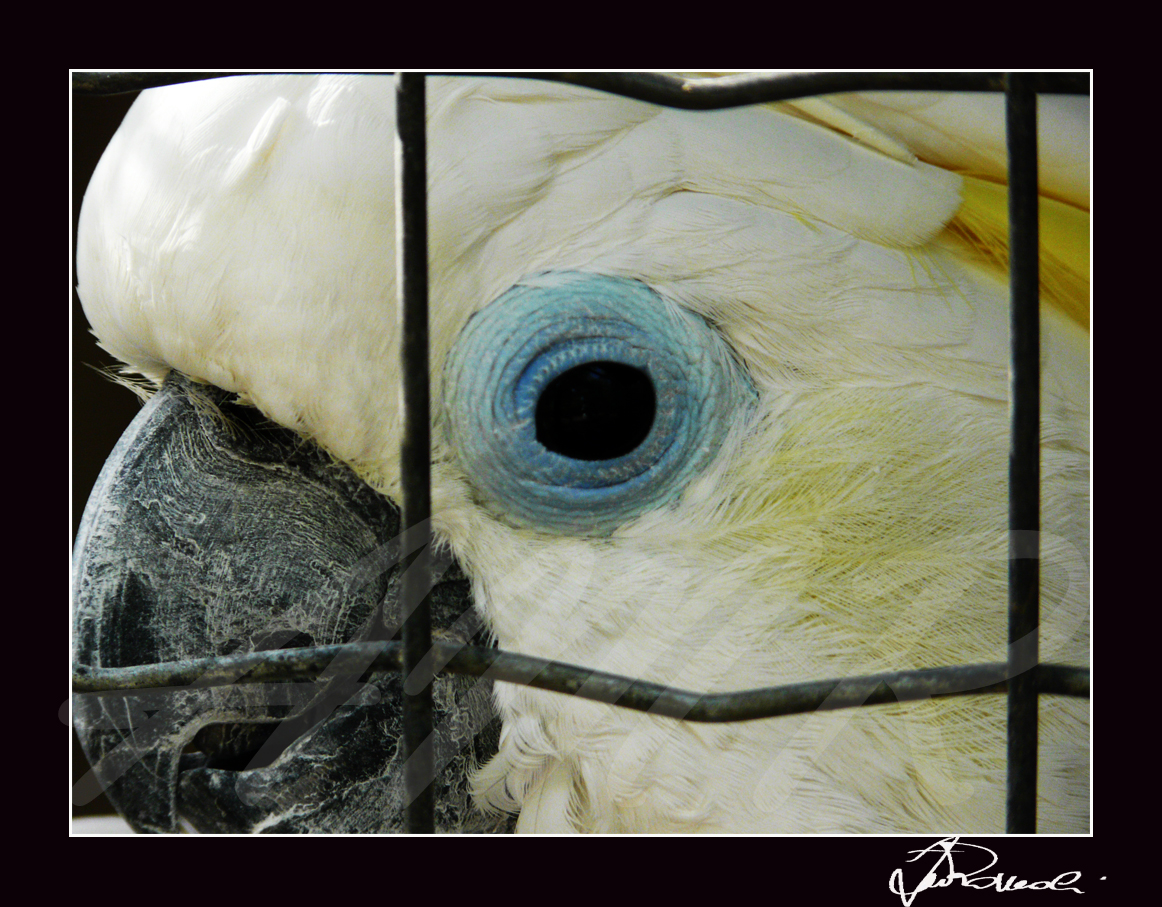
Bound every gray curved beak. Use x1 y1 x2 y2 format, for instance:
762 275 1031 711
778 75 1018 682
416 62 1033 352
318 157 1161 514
72 372 511 833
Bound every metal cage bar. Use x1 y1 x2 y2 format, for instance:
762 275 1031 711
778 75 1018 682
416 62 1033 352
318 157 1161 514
1004 72 1043 834
396 72 435 833
73 647 1089 712
72 71 1092 835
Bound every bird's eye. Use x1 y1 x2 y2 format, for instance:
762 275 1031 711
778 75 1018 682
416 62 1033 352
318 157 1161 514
444 273 754 535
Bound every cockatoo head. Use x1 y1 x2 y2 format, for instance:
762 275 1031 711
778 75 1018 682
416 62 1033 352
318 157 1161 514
73 75 1089 833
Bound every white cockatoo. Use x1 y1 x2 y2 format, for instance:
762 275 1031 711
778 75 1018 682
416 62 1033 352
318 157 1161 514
73 74 1089 834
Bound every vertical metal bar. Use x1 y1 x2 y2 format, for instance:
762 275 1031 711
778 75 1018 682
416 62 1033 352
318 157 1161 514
395 71 435 834
1005 72 1041 834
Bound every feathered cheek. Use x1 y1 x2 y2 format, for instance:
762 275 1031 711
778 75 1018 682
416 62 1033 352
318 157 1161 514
443 272 755 535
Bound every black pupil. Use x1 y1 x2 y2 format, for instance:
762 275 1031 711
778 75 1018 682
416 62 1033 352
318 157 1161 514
535 361 656 461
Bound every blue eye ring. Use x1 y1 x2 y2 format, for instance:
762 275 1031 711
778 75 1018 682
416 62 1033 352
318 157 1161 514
444 273 753 535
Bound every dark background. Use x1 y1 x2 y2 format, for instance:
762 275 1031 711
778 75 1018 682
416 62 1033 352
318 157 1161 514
72 87 141 819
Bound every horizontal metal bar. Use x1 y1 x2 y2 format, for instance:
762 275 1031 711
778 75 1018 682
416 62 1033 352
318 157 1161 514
73 644 1089 721
500 72 1090 107
71 71 1091 100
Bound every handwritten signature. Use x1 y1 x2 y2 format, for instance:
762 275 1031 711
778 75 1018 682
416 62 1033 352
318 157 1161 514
889 837 1083 905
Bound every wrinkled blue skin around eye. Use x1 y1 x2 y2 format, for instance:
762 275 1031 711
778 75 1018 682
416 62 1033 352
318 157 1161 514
445 273 756 535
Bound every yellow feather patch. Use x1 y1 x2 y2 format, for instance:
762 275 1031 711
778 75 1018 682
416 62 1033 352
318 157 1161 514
945 174 1090 330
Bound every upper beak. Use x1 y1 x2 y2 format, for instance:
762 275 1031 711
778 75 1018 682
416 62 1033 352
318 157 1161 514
72 371 511 833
